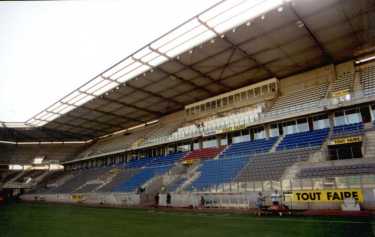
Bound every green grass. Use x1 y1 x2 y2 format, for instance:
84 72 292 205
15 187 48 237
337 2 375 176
0 202 373 237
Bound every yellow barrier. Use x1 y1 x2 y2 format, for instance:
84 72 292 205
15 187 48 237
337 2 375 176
291 189 363 202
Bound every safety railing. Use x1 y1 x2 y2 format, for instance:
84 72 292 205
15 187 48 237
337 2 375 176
185 174 375 193
141 89 375 148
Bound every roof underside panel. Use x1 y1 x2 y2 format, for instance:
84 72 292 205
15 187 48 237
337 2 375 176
3 0 374 142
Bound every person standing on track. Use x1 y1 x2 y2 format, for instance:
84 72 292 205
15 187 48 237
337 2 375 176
154 192 160 208
271 190 281 207
255 192 265 216
166 193 171 207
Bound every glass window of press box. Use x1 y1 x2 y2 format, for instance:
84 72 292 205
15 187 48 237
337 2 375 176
297 118 309 132
313 114 330 130
282 121 297 135
253 126 266 140
203 137 218 148
269 124 280 137
186 81 277 116
232 130 250 144
334 109 362 126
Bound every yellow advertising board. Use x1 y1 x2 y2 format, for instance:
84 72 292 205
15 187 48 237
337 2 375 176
182 159 194 165
223 125 246 133
329 136 362 145
331 89 350 98
71 194 83 202
292 189 363 203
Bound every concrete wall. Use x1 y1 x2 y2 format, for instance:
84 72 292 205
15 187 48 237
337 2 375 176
20 188 375 210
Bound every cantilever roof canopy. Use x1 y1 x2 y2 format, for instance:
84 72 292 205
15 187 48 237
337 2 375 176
1 0 374 142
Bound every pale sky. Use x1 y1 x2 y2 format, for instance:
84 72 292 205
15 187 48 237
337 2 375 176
0 0 220 122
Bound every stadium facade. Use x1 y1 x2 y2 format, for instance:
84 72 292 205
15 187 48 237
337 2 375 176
1 0 375 211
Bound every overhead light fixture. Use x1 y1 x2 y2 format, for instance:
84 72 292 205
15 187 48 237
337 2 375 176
277 6 283 12
355 55 375 64
202 0 283 34
246 21 251 26
296 20 304 28
261 15 265 20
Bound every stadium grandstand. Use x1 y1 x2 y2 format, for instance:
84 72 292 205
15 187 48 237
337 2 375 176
2 0 375 227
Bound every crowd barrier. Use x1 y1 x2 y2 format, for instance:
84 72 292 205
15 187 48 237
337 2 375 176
20 174 375 210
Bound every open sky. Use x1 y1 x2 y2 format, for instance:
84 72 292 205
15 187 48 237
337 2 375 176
0 0 219 122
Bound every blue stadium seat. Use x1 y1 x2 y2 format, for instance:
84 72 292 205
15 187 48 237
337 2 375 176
276 128 329 151
123 152 186 169
112 152 186 192
189 157 249 191
113 165 171 192
332 123 363 138
219 137 278 159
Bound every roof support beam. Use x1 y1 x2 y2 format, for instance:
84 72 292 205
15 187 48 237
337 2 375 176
103 96 163 117
126 84 184 107
82 107 144 123
175 59 234 90
288 4 334 64
197 17 278 79
57 102 141 126
149 47 233 91
40 127 91 140
50 120 107 135
47 110 126 130
217 48 237 81
59 102 141 123
132 56 214 96
80 90 162 117
9 128 36 142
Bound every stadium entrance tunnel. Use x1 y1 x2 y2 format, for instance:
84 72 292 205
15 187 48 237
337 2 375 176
328 142 363 160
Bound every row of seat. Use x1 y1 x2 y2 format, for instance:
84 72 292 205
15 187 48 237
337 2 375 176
123 152 186 169
43 168 111 194
330 71 353 92
331 122 363 138
360 65 375 96
113 165 171 192
235 148 318 182
188 147 319 191
183 147 225 161
277 128 329 151
268 84 327 115
189 157 249 191
219 137 278 159
297 163 375 179
29 124 367 194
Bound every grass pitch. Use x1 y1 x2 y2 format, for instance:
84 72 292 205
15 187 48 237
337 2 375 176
0 202 373 237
